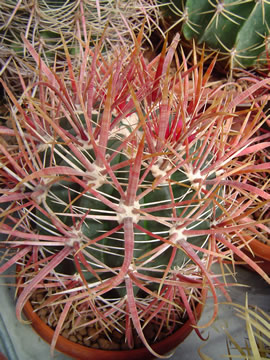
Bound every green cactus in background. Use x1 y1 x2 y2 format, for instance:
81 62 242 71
162 0 270 70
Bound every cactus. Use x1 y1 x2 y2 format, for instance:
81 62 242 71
162 0 270 70
1 28 270 357
0 0 161 92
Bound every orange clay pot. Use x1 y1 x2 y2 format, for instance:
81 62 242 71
240 238 270 275
20 289 207 360
237 217 270 275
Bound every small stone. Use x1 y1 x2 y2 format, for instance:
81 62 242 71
78 327 87 336
83 337 91 347
108 341 121 350
55 307 61 316
62 330 69 339
97 337 111 350
69 335 78 343
36 293 45 303
112 329 123 343
37 308 48 318
76 333 83 341
87 327 99 341
121 341 132 350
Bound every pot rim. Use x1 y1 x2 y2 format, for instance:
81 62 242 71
18 278 208 360
248 238 270 261
237 217 270 261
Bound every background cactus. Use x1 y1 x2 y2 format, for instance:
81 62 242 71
0 0 161 92
161 0 270 71
1 27 270 356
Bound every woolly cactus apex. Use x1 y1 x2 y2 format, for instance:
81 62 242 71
162 0 270 70
1 31 270 356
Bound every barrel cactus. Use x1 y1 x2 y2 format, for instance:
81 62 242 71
1 29 270 357
162 0 270 70
0 0 161 92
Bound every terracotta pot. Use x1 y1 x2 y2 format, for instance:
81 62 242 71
0 353 7 360
236 217 270 275
240 238 270 275
21 290 207 360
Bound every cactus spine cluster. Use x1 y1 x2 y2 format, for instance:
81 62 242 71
0 0 161 92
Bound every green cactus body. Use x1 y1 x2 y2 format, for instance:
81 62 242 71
164 0 270 68
35 126 219 297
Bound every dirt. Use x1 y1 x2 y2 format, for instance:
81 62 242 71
30 289 182 351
